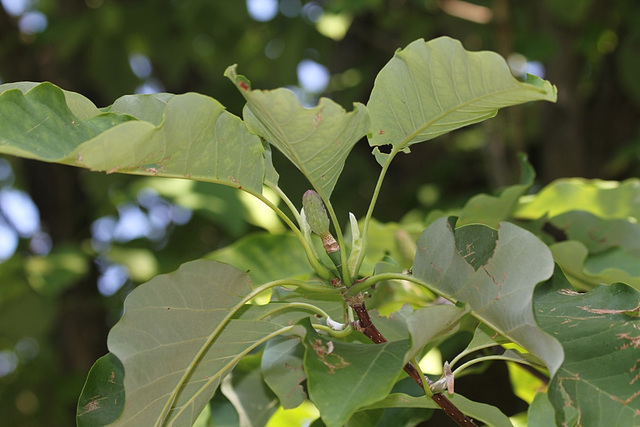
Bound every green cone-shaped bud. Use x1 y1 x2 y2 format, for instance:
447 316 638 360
302 190 330 237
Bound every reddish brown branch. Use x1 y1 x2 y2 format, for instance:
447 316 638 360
349 299 478 427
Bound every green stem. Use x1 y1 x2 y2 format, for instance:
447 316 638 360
257 302 332 321
266 182 300 224
452 354 541 379
344 271 424 298
354 146 401 276
313 323 355 338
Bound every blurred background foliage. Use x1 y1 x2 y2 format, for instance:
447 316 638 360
1 0 640 425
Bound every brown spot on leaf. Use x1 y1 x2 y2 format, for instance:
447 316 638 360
239 81 249 91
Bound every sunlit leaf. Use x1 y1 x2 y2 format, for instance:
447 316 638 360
412 218 563 375
225 65 370 199
515 178 640 222
534 271 640 426
106 260 287 426
550 241 640 291
367 37 556 156
0 82 266 192
547 211 640 290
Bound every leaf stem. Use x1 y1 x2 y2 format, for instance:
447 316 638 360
354 146 400 275
344 271 433 299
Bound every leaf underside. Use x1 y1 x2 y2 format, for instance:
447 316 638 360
105 260 283 426
367 37 557 155
0 82 266 192
411 218 563 376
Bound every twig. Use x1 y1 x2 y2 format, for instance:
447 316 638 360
349 299 478 427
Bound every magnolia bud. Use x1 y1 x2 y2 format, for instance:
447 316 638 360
302 190 339 254
302 190 330 237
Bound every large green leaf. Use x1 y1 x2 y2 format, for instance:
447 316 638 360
105 260 288 426
225 65 370 199
366 37 557 154
412 218 563 376
300 320 411 427
535 272 640 426
0 82 266 192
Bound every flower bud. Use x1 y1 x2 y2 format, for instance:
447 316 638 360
302 190 330 237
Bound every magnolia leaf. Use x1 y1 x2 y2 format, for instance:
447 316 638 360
412 218 563 376
225 65 370 199
364 393 513 427
76 353 125 427
550 241 640 291
0 82 266 192
367 37 556 154
515 177 640 222
221 354 279 427
527 392 556 427
550 210 640 255
534 272 640 426
261 336 307 409
300 320 411 427
457 154 535 228
405 304 467 361
205 232 316 287
106 260 288 426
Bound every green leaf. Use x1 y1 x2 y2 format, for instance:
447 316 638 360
221 354 279 427
205 232 316 287
550 241 640 291
457 154 535 228
76 353 125 427
300 320 411 427
364 393 514 427
412 218 563 376
106 260 287 426
0 82 266 192
405 304 467 361
367 37 556 153
515 177 640 222
546 211 640 290
225 65 370 199
535 274 640 426
261 336 307 409
527 392 556 427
